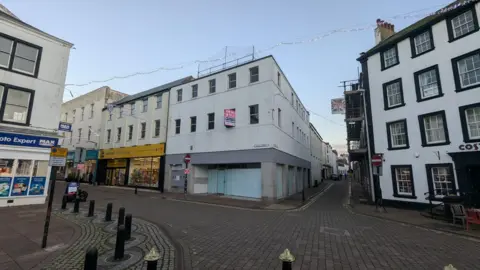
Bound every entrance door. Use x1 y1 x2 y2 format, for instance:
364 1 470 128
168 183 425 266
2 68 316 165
106 168 126 186
467 166 480 207
217 169 226 194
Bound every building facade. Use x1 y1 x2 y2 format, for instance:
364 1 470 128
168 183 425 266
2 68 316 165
60 86 127 181
309 123 324 185
0 5 73 207
165 56 311 201
97 77 193 190
358 0 480 206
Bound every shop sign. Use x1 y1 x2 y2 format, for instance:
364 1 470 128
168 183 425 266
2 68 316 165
459 143 480 151
10 177 30 196
58 122 72 132
0 132 58 149
100 143 165 159
86 150 99 160
224 109 236 127
0 177 12 197
28 177 46 196
107 159 127 168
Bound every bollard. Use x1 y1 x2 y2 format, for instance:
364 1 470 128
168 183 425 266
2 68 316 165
73 198 80 213
84 247 98 270
61 195 67 210
279 249 295 270
88 200 95 217
114 225 126 260
105 203 112 221
118 207 125 227
125 214 132 240
144 247 160 270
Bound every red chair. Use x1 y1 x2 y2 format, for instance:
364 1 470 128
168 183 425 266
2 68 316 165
466 209 480 231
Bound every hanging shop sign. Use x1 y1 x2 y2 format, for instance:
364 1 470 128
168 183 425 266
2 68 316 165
58 122 72 132
0 132 58 149
224 109 236 127
459 143 479 151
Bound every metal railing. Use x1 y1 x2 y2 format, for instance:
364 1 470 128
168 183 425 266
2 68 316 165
197 54 254 77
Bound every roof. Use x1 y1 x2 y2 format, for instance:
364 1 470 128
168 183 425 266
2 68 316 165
0 4 73 47
113 76 195 106
359 0 479 60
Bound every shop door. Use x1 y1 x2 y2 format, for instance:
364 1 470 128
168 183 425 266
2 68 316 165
467 166 480 206
106 168 126 186
276 165 284 199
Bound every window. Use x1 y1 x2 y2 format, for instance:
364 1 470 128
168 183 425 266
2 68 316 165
277 108 282 127
249 104 259 124
0 86 33 125
382 79 404 110
391 165 416 198
459 102 480 142
0 36 13 68
447 9 479 41
277 72 281 87
128 125 133 140
154 120 160 137
108 110 112 121
414 65 443 101
249 66 259 83
292 122 294 136
177 89 183 102
73 109 76 122
175 119 181 134
130 103 135 115
16 159 32 176
142 98 148 112
208 113 215 130
426 163 456 199
64 112 68 122
192 84 198 98
291 93 294 105
411 29 434 57
228 73 236 89
119 106 123 118
81 107 84 121
90 103 94 118
452 49 480 91
156 95 162 109
0 35 41 77
386 119 409 150
209 79 216 93
140 122 146 139
69 134 72 144
78 128 82 143
381 46 399 70
117 127 122 142
106 129 111 143
418 110 450 147
190 116 197 132
87 126 91 141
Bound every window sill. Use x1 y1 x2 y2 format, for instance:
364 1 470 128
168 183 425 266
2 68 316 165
384 103 405 111
387 145 409 151
393 194 417 199
411 47 435 59
0 66 38 78
421 141 451 147
455 84 480 93
0 120 29 126
381 62 400 71
448 28 479 43
417 93 444 103
463 138 480 143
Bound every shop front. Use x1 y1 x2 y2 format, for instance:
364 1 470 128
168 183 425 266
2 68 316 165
85 149 99 183
98 143 166 191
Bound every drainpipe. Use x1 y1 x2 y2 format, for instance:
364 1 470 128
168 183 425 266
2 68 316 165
164 90 172 193
360 90 375 202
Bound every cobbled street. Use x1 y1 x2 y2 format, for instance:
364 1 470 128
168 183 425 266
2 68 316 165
43 180 480 270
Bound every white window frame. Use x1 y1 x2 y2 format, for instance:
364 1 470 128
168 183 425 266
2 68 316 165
394 167 413 196
430 166 455 197
418 69 439 99
385 81 402 107
90 103 94 118
389 121 407 148
413 31 432 55
249 66 259 83
142 98 148 112
465 106 480 140
128 125 133 141
153 120 160 137
156 95 162 109
456 53 480 88
209 79 216 94
140 122 146 139
423 114 446 144
177 89 182 102
192 84 198 98
228 73 236 89
451 10 475 39
383 47 398 68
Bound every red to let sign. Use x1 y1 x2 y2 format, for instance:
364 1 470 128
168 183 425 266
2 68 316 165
184 154 191 164
184 169 190 175
372 154 382 166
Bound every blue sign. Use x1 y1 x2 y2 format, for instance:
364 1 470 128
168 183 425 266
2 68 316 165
0 132 58 148
86 150 99 160
58 122 72 132
11 177 30 196
28 177 46 196
0 177 12 197
66 182 78 195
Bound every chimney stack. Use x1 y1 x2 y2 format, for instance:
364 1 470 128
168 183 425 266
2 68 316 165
375 18 395 45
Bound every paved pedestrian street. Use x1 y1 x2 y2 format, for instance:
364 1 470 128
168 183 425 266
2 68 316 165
2 180 480 270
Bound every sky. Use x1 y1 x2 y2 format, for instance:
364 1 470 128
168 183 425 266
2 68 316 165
3 0 451 153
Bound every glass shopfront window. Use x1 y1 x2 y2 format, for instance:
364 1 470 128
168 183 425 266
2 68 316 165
128 157 160 188
0 159 14 176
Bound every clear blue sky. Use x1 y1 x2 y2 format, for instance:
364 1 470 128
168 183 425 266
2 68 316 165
4 0 449 153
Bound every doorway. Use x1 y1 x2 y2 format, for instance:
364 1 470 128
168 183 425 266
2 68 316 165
106 168 126 186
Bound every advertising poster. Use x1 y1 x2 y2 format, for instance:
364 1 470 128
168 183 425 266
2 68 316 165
0 177 12 197
11 177 30 196
224 109 236 127
28 177 46 196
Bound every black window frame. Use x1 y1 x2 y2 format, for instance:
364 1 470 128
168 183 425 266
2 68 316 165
209 79 216 94
106 129 111 143
128 125 133 140
413 64 443 102
391 165 417 199
140 122 146 139
207 113 215 130
382 78 405 110
192 84 198 98
380 44 399 71
228 73 236 89
153 119 160 137
418 110 450 147
177 89 183 102
175 119 181 134
0 32 42 78
249 104 259 124
425 163 457 201
451 48 480 92
459 102 480 143
249 66 259 83
0 84 35 126
190 116 197 132
117 127 122 142
386 119 409 150
409 28 435 58
446 6 479 43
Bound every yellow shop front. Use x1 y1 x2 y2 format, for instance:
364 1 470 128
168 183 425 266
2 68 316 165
97 143 166 191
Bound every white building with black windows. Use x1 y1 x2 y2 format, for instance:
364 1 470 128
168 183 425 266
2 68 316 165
357 0 480 207
165 55 311 202
0 5 73 207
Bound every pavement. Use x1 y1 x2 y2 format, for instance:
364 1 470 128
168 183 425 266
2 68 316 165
2 179 480 269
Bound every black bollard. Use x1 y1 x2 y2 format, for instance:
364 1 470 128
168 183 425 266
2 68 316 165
125 214 132 240
114 225 126 260
279 249 295 270
73 198 80 213
61 195 67 210
117 207 125 226
144 247 160 270
88 200 95 217
84 247 98 270
105 203 112 221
